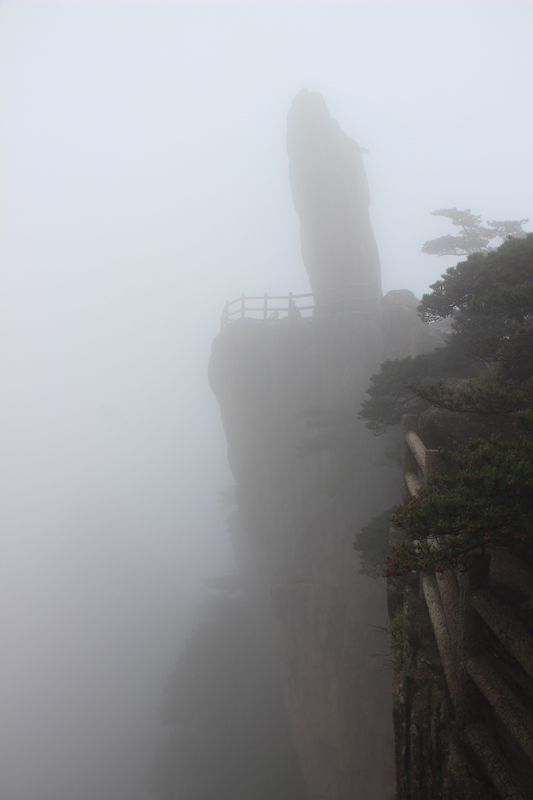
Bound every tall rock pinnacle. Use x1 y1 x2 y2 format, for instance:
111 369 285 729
287 90 382 314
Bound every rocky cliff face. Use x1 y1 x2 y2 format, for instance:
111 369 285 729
208 90 445 798
391 416 533 800
209 312 399 799
389 545 533 800
287 90 382 315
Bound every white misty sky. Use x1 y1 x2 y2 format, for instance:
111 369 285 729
0 3 531 800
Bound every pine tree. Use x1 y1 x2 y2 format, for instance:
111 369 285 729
370 234 533 576
421 208 528 257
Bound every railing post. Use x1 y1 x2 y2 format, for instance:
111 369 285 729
424 449 441 479
402 415 419 500
220 292 315 328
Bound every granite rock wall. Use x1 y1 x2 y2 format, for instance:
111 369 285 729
209 312 398 799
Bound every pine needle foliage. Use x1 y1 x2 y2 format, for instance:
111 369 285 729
421 208 529 258
419 234 533 323
361 233 533 576
360 234 533 434
385 429 533 576
409 377 533 416
360 347 475 435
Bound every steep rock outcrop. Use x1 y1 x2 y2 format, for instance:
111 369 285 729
210 313 397 799
287 90 382 315
391 417 533 799
208 90 443 799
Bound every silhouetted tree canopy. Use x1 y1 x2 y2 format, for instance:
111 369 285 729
421 208 529 257
386 424 533 576
360 234 533 434
370 234 533 576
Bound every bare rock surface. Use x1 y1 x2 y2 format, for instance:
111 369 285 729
209 314 397 799
287 90 382 315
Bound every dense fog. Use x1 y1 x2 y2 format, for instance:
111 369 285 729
1 3 531 799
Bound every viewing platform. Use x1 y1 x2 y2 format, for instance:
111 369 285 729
220 292 314 330
220 284 381 330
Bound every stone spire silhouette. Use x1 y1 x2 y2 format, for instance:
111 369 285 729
287 89 382 314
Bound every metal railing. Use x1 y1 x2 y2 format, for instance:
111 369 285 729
401 414 440 500
220 292 314 330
